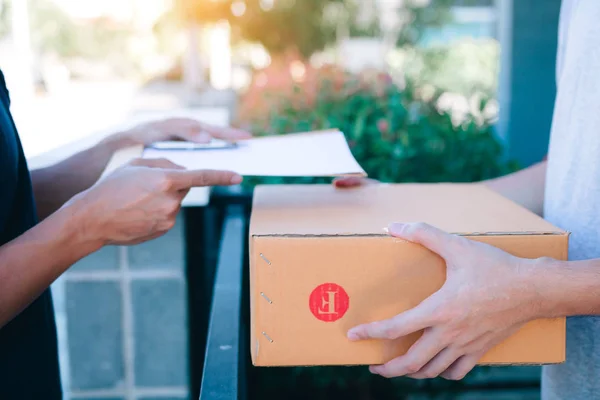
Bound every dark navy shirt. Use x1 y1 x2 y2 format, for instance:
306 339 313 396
0 70 62 399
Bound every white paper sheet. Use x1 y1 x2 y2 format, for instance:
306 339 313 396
142 130 366 177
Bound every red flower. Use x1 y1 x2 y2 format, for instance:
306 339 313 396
377 119 389 134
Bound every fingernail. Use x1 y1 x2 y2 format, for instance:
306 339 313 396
388 223 406 235
230 174 243 184
369 366 381 375
347 330 360 341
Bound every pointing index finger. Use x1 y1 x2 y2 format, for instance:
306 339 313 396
167 169 243 189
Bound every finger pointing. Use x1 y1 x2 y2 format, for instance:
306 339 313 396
168 169 243 189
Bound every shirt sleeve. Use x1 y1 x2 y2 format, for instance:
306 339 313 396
0 70 10 108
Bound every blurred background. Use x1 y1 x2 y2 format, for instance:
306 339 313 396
0 0 561 399
3 0 535 165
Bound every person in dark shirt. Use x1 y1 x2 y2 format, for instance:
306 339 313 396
0 70 249 399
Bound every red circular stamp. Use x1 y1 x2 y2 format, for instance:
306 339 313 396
309 283 349 322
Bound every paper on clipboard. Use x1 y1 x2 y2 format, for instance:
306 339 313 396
142 129 366 177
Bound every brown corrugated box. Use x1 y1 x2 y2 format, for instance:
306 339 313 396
249 184 568 367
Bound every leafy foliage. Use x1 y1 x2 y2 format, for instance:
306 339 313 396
176 0 337 57
231 0 338 58
176 0 385 58
176 0 458 57
237 64 516 188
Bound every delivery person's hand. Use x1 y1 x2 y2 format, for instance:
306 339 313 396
333 176 379 188
109 117 252 147
67 158 242 246
347 222 540 380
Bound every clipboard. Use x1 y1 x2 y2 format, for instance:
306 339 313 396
100 129 367 180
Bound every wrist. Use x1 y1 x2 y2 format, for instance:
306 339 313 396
100 130 142 151
520 256 565 319
59 191 106 252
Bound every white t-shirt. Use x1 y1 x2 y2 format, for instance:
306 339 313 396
542 0 600 398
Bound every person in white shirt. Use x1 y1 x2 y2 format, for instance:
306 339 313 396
337 1 600 398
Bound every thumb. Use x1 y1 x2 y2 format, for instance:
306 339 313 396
388 222 458 259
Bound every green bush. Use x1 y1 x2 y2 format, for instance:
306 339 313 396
241 66 517 188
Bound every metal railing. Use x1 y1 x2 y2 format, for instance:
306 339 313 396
199 187 252 400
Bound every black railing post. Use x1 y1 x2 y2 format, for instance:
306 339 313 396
199 204 247 400
185 204 223 399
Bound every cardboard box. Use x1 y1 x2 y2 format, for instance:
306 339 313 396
249 184 568 367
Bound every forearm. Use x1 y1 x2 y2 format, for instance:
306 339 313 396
484 161 547 216
530 257 600 318
31 134 133 219
0 202 101 327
